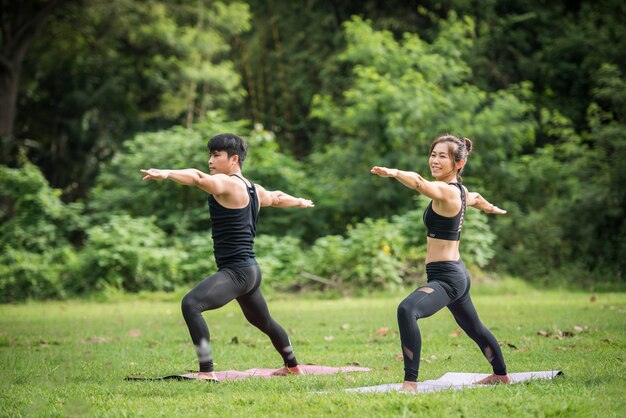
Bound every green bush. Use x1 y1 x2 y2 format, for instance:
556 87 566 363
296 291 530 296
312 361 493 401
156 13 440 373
298 200 497 293
72 215 186 293
176 231 218 284
254 234 304 291
301 218 405 292
0 162 81 301
0 162 81 253
0 247 77 302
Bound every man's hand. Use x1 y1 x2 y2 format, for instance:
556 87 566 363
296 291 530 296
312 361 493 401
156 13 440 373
297 198 315 208
487 204 507 215
371 166 398 177
140 168 169 181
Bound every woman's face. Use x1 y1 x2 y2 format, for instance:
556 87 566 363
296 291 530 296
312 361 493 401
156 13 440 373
429 142 455 179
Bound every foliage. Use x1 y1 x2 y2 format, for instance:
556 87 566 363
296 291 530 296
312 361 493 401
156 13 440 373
490 63 626 285
299 202 497 293
90 114 311 238
0 161 81 301
309 16 535 233
175 231 218 286
16 0 251 199
254 234 304 291
70 215 185 293
88 112 246 234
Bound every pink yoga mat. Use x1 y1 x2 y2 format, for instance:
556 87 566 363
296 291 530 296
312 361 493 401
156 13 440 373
126 365 371 382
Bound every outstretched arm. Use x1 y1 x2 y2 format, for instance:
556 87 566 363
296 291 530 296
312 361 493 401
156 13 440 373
370 166 458 202
256 185 314 208
139 168 230 195
466 190 507 215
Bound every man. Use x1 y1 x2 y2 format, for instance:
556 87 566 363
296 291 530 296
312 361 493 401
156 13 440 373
140 133 313 381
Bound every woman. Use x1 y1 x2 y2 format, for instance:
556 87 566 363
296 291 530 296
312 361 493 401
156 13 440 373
371 134 510 392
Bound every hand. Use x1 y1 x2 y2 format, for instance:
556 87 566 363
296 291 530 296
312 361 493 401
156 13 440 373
370 166 398 177
297 198 315 208
140 168 169 181
488 204 507 215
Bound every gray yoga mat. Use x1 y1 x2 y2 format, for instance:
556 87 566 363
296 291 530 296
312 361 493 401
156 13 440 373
345 371 563 393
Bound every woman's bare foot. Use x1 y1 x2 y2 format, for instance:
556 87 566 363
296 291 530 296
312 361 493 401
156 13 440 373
473 373 511 385
270 365 304 376
196 371 219 381
398 381 417 392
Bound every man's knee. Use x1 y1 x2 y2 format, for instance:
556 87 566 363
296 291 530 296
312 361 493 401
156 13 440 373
181 292 198 315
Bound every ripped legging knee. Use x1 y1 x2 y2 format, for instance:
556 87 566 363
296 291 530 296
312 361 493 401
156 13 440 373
397 260 507 382
181 264 297 372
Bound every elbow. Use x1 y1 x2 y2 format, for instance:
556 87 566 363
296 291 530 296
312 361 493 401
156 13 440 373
272 191 285 206
413 176 424 192
192 170 204 186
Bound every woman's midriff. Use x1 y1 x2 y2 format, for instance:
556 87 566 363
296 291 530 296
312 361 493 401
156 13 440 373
425 237 461 264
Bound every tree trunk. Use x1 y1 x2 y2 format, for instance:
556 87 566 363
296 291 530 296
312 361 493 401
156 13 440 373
0 0 67 162
0 58 18 138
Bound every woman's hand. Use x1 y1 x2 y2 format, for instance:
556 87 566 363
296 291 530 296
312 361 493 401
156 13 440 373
370 166 398 177
297 198 315 208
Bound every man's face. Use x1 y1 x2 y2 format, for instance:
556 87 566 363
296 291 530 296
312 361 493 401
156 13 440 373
208 150 237 174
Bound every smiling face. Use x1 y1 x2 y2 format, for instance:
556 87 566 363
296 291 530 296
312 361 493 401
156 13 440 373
428 142 456 181
429 142 463 182
208 150 239 175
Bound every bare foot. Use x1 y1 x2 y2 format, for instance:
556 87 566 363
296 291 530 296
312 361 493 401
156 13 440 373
196 371 219 382
270 365 304 376
473 374 511 385
398 381 417 392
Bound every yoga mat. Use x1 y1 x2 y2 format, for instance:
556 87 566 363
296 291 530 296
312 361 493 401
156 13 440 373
126 365 371 382
345 371 562 393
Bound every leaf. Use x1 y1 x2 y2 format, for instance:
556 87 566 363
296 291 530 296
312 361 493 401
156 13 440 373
590 295 596 303
324 335 334 341
395 354 403 361
340 323 350 330
127 329 142 337
449 327 462 337
230 336 239 345
375 327 389 337
513 347 529 352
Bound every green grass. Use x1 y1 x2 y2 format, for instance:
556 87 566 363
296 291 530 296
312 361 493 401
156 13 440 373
1 280 624 417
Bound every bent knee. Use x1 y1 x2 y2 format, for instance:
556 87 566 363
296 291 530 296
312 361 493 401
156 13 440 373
397 300 416 319
181 293 199 315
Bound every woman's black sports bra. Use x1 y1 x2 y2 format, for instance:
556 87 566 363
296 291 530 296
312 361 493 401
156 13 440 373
422 182 466 241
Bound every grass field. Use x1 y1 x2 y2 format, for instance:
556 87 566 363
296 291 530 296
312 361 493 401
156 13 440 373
1 279 624 417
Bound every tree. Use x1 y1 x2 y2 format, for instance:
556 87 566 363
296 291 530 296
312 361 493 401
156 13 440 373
308 16 535 233
0 0 68 162
14 0 250 200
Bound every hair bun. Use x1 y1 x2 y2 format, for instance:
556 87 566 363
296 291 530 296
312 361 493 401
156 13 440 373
462 137 473 154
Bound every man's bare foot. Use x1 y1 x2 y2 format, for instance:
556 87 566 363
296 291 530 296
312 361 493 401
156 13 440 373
473 373 511 385
196 371 219 381
270 365 304 376
398 381 417 392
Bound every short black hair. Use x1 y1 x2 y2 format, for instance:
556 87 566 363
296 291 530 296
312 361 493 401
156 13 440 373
207 133 247 167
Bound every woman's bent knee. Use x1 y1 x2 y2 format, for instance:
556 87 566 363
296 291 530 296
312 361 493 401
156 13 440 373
397 300 415 319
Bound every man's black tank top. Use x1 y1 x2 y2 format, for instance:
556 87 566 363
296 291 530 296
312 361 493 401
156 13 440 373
208 174 259 269
422 182 466 241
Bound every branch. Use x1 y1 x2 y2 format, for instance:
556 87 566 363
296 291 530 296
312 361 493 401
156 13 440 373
299 271 337 287
8 0 68 59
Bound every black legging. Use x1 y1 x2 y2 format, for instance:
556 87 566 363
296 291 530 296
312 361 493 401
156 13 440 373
397 259 507 382
181 264 297 372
